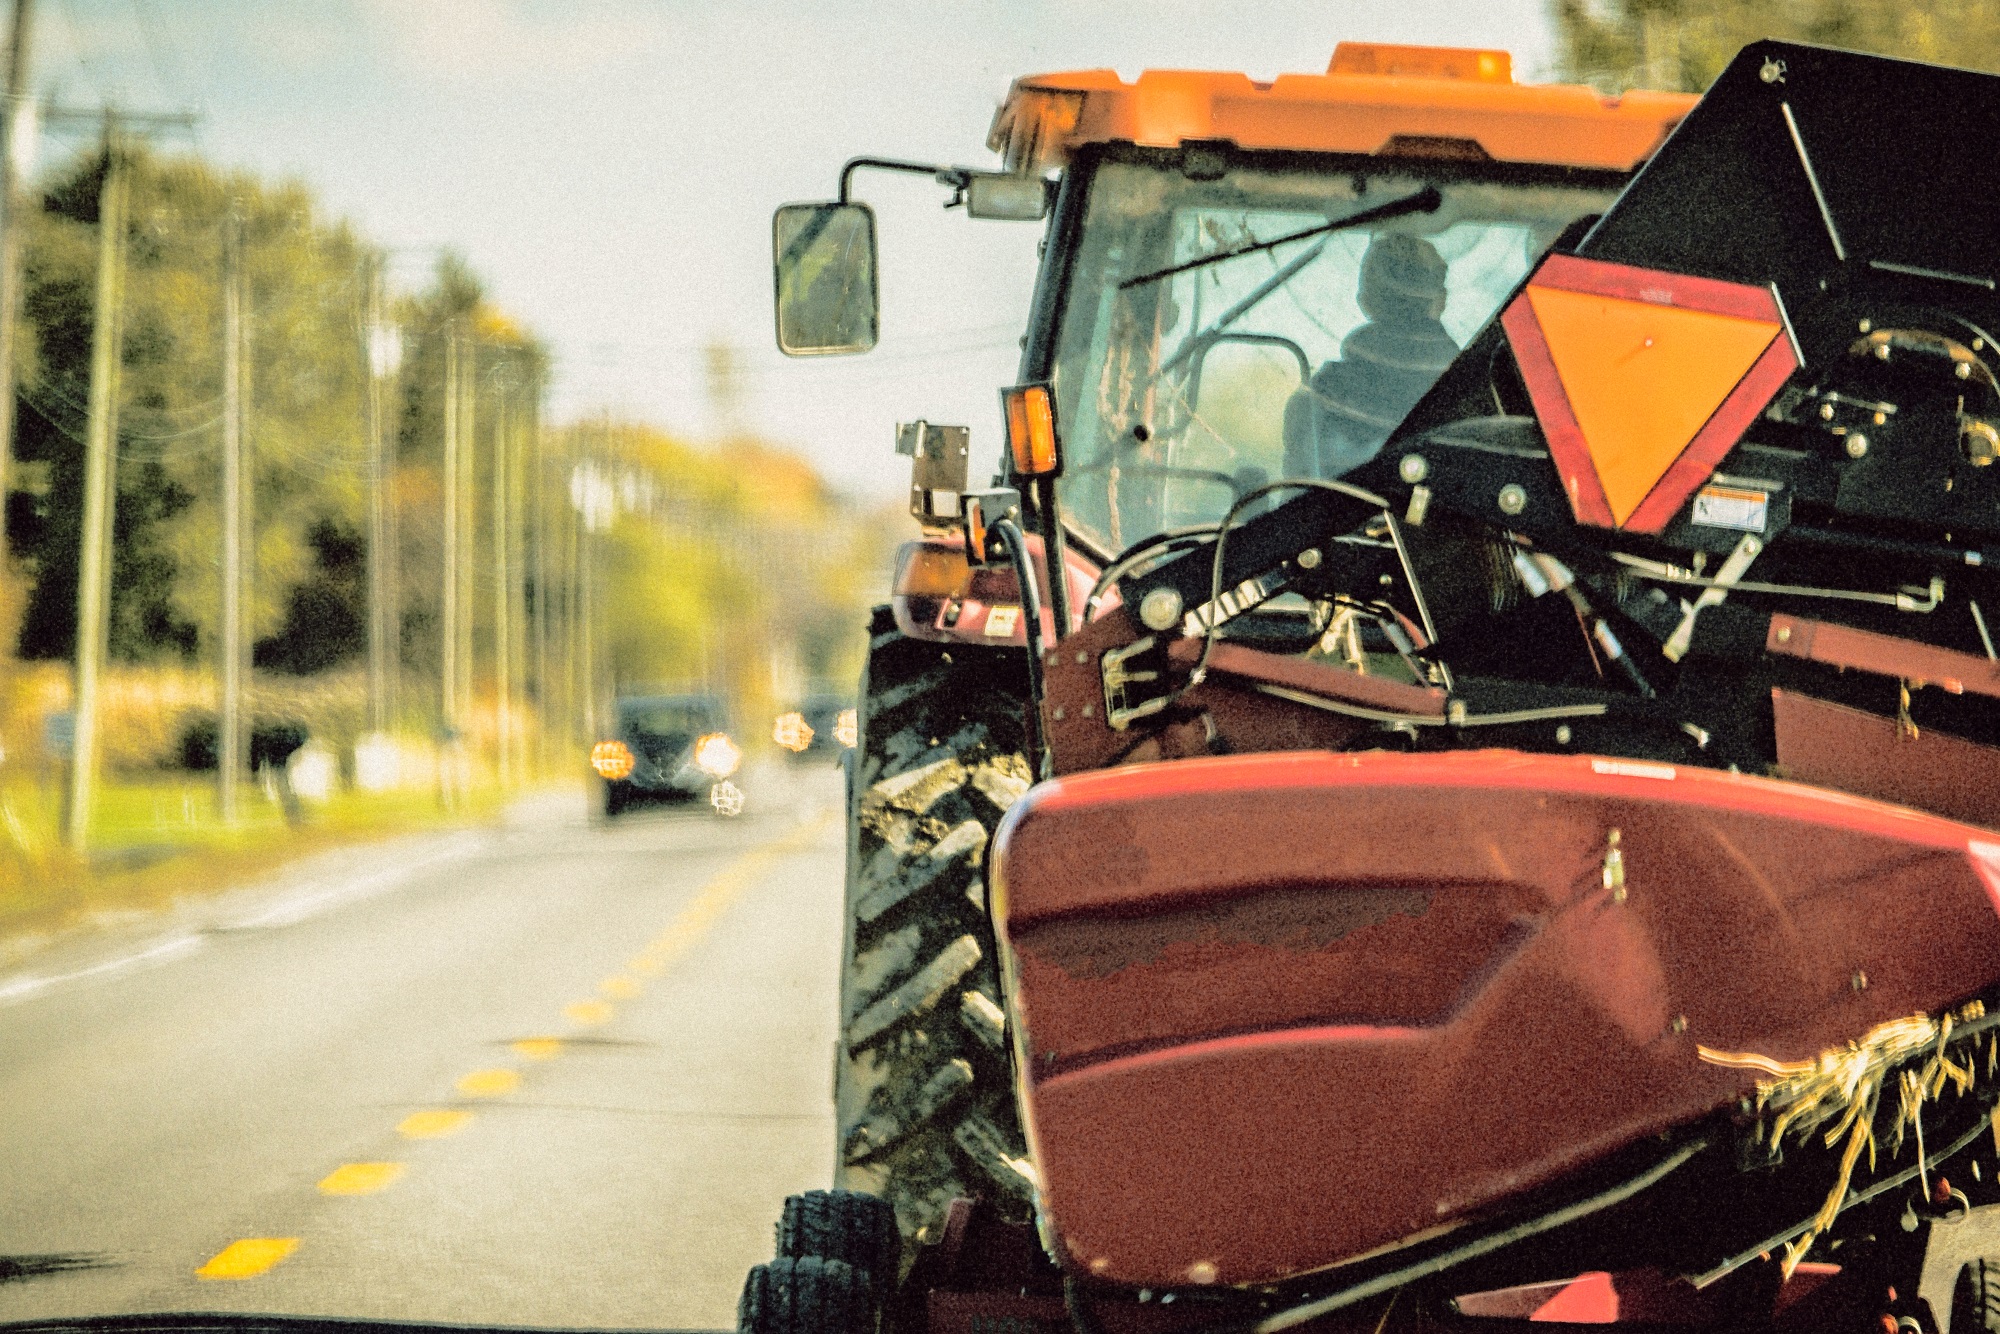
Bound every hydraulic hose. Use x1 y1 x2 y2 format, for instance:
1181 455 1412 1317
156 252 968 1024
991 516 1050 779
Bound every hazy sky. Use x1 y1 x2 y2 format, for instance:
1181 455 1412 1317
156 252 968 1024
35 1 1561 499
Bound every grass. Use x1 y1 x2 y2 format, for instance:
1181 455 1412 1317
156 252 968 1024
0 773 514 946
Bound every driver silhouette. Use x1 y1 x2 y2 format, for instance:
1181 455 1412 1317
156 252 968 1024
1283 233 1460 479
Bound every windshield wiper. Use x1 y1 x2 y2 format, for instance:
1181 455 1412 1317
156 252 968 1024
1117 185 1441 292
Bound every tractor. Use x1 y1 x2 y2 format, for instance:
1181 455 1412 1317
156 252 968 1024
746 37 2000 1334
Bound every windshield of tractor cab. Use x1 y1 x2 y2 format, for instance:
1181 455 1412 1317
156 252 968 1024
1049 155 1620 555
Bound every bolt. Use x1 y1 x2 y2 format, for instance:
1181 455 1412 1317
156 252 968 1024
1820 403 1836 421
1847 434 1870 458
1853 970 1870 992
1859 319 1873 333
1296 547 1322 570
1759 57 1785 83
1075 651 1088 664
1671 1015 1688 1034
1498 483 1527 516
1052 707 1065 721
1959 361 1973 380
1777 625 1792 643
1399 454 1429 484
1081 704 1094 718
1138 586 1183 632
1555 724 1572 745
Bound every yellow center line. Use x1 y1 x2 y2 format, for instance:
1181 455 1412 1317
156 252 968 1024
556 811 834 1031
196 1238 298 1280
563 999 614 1026
397 1109 471 1139
455 1068 520 1097
511 1037 563 1060
317 1162 405 1195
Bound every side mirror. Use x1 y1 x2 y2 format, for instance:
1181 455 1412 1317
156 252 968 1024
964 172 1047 222
772 202 879 356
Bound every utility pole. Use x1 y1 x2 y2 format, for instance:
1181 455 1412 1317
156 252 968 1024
363 254 390 736
490 369 511 787
218 205 244 824
65 126 126 851
530 377 549 774
0 0 33 543
440 326 459 788
457 338 475 755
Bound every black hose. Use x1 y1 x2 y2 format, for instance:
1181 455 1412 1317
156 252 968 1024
992 517 1050 779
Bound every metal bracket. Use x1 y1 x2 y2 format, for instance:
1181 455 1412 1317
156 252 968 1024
1102 636 1171 731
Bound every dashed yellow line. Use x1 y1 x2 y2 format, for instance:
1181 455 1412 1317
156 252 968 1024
199 812 838 1282
455 1068 520 1097
317 1162 405 1195
397 1109 470 1139
563 999 614 1026
196 1238 298 1279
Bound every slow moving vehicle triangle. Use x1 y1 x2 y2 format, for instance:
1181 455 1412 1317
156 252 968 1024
1501 254 1800 532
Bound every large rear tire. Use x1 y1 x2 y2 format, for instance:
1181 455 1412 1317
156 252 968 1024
835 607 1037 1247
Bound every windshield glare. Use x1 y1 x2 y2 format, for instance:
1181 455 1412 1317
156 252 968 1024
1050 156 1620 554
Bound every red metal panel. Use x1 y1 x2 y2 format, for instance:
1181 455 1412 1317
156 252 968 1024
991 750 2000 1288
1771 688 2000 830
1767 615 2000 698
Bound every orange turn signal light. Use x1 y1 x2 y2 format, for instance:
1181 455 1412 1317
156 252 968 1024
591 739 634 780
896 544 973 598
1002 383 1060 478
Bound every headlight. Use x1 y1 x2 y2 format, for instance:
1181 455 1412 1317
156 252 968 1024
773 711 813 753
694 732 743 779
591 739 634 780
835 708 858 748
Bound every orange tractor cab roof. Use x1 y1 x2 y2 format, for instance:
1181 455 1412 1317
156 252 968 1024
988 42 1696 176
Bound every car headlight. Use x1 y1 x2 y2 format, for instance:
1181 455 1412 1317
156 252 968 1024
773 711 813 753
694 732 742 779
591 739 635 780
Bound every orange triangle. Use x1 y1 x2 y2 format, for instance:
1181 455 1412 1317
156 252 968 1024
1527 286 1780 525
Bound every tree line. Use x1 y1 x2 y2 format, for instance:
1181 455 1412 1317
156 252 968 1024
1 141 881 764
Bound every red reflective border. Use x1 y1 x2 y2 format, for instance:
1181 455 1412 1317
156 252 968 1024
1502 255 1800 534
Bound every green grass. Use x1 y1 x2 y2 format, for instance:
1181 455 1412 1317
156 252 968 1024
0 774 514 941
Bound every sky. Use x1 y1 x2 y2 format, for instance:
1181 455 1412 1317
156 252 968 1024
30 0 1563 500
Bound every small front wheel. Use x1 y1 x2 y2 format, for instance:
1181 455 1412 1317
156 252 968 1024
737 1255 874 1334
1955 1258 2000 1334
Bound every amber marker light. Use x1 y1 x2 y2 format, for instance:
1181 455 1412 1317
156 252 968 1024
834 708 858 748
773 712 813 753
591 739 634 780
1002 383 1060 477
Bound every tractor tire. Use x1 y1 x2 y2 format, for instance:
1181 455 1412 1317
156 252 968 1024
1953 1258 2000 1334
776 1189 900 1288
737 1256 874 1334
835 606 1037 1248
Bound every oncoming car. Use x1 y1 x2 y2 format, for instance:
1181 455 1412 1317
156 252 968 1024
590 694 744 819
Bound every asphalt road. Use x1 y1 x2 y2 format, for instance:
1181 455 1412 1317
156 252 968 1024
0 763 846 1331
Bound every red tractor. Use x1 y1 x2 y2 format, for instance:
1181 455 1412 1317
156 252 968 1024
748 38 2000 1334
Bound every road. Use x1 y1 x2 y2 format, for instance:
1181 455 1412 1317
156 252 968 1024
0 764 846 1331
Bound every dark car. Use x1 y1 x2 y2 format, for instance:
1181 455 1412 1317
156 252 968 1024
590 693 743 819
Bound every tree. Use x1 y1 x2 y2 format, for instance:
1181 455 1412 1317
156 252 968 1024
1551 0 2000 93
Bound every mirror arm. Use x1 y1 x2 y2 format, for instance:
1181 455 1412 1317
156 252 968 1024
838 156 969 204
